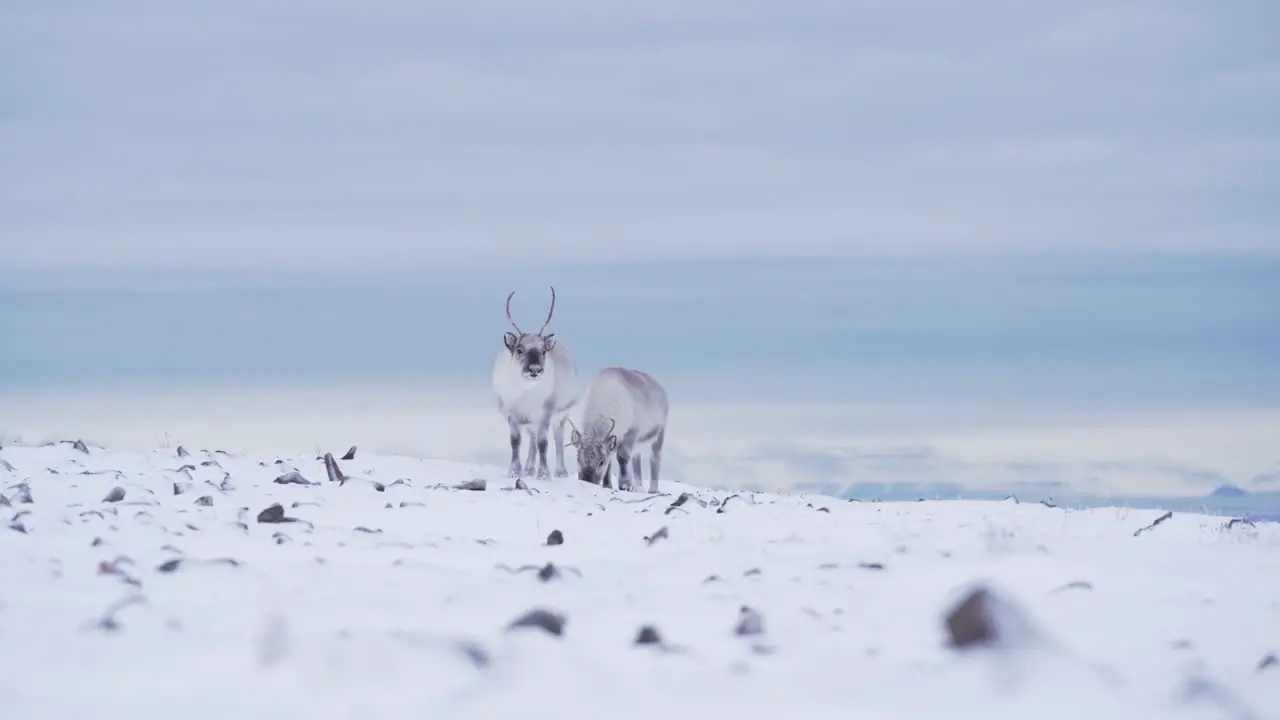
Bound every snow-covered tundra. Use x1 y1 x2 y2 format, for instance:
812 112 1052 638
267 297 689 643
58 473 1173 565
570 366 669 493
491 286 579 479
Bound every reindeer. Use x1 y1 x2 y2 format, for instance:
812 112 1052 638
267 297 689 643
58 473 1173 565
568 367 669 493
491 286 580 479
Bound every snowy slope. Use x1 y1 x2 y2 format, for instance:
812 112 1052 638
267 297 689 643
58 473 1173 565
1 440 1278 720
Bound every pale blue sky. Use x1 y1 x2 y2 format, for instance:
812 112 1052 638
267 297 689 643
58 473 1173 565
1 1 1278 499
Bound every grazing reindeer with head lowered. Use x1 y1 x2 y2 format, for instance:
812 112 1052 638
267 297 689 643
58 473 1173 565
491 286 580 479
569 367 669 493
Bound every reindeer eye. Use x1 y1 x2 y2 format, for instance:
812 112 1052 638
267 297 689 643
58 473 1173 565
516 347 524 354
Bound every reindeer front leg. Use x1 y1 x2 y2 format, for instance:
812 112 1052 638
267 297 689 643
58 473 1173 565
507 417 523 478
648 428 665 494
553 416 569 478
534 403 553 480
523 431 537 477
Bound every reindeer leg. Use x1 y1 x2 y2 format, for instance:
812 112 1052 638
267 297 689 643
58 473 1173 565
507 418 523 478
648 428 665 494
553 416 569 478
631 456 642 488
522 431 537 477
616 430 638 491
534 402 553 480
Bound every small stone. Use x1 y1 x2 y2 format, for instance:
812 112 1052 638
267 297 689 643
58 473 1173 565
455 478 486 491
9 521 26 534
1259 653 1278 672
103 487 126 503
943 586 1037 650
176 445 190 457
13 485 32 504
0 493 8 507
273 471 313 486
173 482 192 496
194 495 214 507
857 562 885 571
72 439 89 454
546 529 564 546
156 558 183 573
735 606 764 636
340 445 357 461
635 625 663 646
507 608 566 637
256 503 288 523
644 526 669 546
537 563 560 582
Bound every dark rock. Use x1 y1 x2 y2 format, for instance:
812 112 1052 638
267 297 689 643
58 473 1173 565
734 606 764 636
644 526 669 546
273 471 314 486
1259 653 1278 672
156 558 183 573
537 563 560 582
857 562 885 571
1223 518 1256 531
507 608 566 637
172 482 192 496
744 567 762 576
635 625 663 645
455 478 486 491
9 521 26 534
194 495 214 507
256 503 291 523
515 478 529 491
0 493 8 507
546 529 564 546
353 526 382 533
103 487 126 503
176 445 190 457
942 586 1034 650
702 574 722 583
323 453 348 484
341 445 358 461
273 532 291 545
399 501 425 508
72 439 90 454
13 484 32 504
91 537 104 546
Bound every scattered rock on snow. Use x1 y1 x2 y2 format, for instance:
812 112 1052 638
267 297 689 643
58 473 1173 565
536 562 561 582
194 495 214 507
71 439 90 454
644 526 669 546
273 471 314 486
546 529 564 546
340 445 357 460
507 608 566 637
12 484 32 504
103 486 126 503
256 503 295 524
857 562 885 571
735 606 764 636
9 521 26 534
943 585 1036 650
156 558 183 573
0 457 15 472
172 482 192 496
323 453 349 484
635 625 663 646
1259 653 1278 672
0 493 8 507
455 478 486 491
176 445 190 457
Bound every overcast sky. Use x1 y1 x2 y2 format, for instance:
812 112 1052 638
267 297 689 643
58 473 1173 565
2 0 1278 270
2 1 1277 497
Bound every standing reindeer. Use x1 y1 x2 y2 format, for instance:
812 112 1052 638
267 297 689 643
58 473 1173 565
569 367 669 493
491 286 580 479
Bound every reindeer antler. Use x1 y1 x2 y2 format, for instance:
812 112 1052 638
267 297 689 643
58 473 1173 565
505 291 524 334
537 285 557 335
566 417 581 446
605 417 617 439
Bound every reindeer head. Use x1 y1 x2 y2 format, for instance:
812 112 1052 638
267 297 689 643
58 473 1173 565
568 417 617 485
503 286 558 380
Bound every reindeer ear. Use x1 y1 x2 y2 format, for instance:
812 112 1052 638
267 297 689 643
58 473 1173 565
504 332 518 351
542 333 555 351
605 435 617 452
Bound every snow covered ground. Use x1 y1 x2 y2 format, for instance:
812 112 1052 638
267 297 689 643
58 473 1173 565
2 440 1278 720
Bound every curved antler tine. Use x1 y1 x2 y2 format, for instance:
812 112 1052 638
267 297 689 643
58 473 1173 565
605 417 617 438
537 285 556 335
505 290 523 333
566 417 580 445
